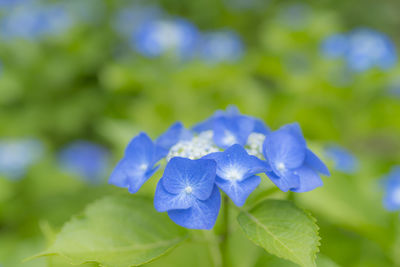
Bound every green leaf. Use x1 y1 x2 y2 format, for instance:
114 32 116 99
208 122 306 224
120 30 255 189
35 195 188 267
237 199 320 267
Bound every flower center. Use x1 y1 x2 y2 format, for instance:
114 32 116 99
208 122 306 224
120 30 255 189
166 131 219 161
225 169 242 181
245 133 266 157
184 186 193 194
139 164 148 171
276 162 286 172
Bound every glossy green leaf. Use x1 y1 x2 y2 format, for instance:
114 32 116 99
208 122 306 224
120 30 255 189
36 195 187 267
237 199 320 267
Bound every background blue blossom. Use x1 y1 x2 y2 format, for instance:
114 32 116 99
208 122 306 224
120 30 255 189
58 141 109 184
324 145 358 174
321 28 397 72
0 139 44 180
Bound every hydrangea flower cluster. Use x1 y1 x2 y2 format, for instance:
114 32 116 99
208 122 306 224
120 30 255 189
321 28 397 72
0 138 44 180
381 166 400 211
109 106 330 229
114 6 244 62
58 141 110 184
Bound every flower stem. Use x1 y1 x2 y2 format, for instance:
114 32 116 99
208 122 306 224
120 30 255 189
219 195 230 267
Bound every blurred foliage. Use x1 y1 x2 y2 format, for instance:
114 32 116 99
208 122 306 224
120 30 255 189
0 0 400 266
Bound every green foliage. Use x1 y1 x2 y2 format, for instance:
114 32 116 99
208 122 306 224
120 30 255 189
36 195 188 267
237 199 320 267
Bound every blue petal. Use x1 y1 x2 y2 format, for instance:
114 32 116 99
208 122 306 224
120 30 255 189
155 122 193 157
266 170 300 192
253 119 270 134
168 185 221 230
290 166 323 193
205 144 269 181
280 123 306 143
216 175 261 206
225 105 240 115
192 105 240 133
154 179 196 212
125 132 158 165
109 133 158 193
213 115 254 148
192 109 226 133
192 117 215 133
305 149 330 176
263 123 306 171
162 157 216 200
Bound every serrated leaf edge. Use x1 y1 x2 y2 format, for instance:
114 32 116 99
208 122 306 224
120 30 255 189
237 199 320 267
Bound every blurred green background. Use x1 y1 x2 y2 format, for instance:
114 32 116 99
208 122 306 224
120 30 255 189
0 0 400 266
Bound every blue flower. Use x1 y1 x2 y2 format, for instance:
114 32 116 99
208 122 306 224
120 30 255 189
193 105 269 149
109 133 160 193
321 34 348 59
381 166 400 211
154 157 220 229
133 18 199 58
59 141 109 184
324 145 358 174
204 144 269 206
321 28 397 72
262 123 330 192
347 29 397 71
155 122 193 158
0 138 44 180
0 2 72 40
199 30 244 63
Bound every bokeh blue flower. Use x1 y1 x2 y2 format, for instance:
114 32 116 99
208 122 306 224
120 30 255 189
59 141 109 184
132 18 199 58
109 106 330 229
0 138 44 180
199 30 244 63
324 145 358 174
321 28 397 72
381 166 400 211
0 1 72 40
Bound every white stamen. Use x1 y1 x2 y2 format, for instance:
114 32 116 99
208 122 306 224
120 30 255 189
225 169 242 181
222 131 236 146
139 164 148 171
166 131 220 161
277 162 286 172
184 186 193 194
245 133 266 157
